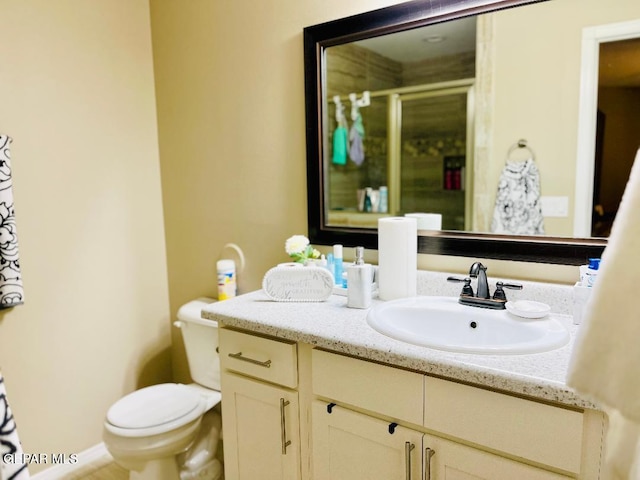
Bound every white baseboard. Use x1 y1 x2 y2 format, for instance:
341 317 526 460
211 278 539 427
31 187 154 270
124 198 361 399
31 442 112 480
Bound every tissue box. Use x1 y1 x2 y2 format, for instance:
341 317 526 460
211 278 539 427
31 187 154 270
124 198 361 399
573 282 592 325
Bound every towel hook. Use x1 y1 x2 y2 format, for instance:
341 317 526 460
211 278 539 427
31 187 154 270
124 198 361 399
333 95 346 125
348 91 370 120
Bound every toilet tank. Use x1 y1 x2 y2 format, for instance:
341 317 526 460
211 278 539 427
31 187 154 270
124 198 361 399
176 298 221 391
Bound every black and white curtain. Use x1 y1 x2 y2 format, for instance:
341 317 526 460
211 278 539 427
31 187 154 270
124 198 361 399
0 135 23 309
1 374 30 479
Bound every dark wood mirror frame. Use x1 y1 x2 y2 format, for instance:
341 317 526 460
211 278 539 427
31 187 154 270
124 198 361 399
303 0 606 265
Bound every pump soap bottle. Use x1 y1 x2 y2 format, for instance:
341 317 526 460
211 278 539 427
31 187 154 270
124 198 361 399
347 246 373 309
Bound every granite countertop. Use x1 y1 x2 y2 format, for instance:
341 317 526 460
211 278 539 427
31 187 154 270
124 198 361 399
202 289 597 410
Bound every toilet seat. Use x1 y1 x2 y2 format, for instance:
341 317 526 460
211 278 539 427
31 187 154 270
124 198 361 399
105 383 206 438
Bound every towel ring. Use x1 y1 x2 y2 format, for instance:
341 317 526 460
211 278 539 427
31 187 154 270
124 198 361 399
506 139 535 163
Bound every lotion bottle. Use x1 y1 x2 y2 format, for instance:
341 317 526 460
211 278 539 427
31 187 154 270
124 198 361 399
585 258 600 287
333 244 343 286
347 246 373 309
379 186 388 213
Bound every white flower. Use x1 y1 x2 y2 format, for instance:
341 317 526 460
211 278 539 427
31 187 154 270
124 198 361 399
284 235 321 264
285 235 310 255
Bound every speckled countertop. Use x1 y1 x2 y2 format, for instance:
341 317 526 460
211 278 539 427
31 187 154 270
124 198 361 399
202 275 598 411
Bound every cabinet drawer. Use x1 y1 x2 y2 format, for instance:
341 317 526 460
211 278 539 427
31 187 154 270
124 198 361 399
424 376 584 474
312 349 423 425
219 328 298 388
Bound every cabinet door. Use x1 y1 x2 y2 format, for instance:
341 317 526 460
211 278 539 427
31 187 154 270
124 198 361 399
312 401 423 480
221 372 300 480
423 433 572 480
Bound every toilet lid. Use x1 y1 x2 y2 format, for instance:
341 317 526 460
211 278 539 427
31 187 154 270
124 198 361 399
107 383 201 429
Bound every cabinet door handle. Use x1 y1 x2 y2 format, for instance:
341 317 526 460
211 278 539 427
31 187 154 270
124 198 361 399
424 447 435 480
405 442 415 480
280 398 292 455
228 351 272 368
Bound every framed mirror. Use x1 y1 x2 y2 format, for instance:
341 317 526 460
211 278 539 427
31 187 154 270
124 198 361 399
304 0 639 264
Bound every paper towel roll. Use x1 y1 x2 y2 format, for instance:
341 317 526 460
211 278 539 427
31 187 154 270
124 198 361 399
405 212 442 230
378 217 417 300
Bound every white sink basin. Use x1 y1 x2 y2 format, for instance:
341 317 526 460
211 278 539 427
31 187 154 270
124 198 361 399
366 296 569 354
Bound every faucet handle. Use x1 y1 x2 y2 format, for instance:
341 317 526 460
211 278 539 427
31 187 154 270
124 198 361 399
447 276 474 297
493 281 523 301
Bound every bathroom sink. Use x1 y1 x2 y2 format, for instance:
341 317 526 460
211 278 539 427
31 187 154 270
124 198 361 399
366 296 569 354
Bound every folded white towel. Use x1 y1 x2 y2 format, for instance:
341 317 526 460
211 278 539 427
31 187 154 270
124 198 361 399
567 148 640 479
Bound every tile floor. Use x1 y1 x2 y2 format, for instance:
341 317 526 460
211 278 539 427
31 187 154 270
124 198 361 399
61 458 127 480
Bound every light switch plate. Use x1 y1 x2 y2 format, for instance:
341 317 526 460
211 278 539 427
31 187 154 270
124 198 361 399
540 196 569 217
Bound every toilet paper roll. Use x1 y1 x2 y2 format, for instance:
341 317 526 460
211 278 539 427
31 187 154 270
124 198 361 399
378 217 417 301
404 212 442 230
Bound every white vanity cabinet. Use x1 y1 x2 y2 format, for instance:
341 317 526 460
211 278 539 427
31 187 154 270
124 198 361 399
312 405 572 480
219 328 301 480
311 349 604 480
217 325 605 480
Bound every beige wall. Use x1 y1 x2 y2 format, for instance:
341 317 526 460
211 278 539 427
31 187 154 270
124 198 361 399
149 0 407 382
0 0 170 471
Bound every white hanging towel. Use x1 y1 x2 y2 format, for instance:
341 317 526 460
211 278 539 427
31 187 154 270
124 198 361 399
1 373 30 479
490 157 545 235
0 135 24 309
567 149 640 479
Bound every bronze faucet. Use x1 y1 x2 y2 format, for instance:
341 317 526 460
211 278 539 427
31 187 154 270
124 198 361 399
447 262 522 310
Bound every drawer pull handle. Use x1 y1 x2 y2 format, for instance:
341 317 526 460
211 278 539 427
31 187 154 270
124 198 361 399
280 398 292 455
388 422 398 434
228 351 272 368
327 403 336 414
405 442 415 480
424 447 435 480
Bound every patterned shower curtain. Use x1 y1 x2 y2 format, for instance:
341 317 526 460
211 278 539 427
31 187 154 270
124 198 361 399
0 135 23 308
1 373 30 479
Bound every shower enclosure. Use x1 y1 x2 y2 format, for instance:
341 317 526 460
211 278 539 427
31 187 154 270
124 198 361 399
327 80 474 231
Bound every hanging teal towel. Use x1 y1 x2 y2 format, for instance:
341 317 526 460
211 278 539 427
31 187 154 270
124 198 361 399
332 126 348 165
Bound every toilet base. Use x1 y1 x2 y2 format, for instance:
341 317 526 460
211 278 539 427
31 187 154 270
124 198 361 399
129 456 179 480
106 409 223 480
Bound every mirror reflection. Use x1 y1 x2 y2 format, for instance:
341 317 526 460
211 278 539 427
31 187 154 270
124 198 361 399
322 0 640 239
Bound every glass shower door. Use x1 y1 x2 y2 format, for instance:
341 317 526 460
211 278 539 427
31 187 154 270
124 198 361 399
391 88 473 231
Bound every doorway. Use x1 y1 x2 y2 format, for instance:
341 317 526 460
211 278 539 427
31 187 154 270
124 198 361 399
575 19 640 237
591 37 640 237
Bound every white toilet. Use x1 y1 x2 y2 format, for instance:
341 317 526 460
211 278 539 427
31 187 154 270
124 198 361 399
103 298 223 480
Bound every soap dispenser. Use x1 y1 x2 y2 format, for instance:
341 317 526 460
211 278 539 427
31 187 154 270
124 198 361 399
347 246 373 309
